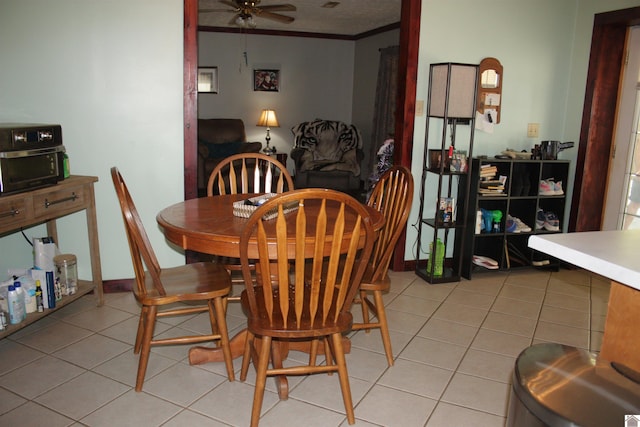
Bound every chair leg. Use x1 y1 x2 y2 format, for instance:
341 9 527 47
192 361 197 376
134 307 147 354
251 335 272 427
373 290 394 366
211 297 235 381
309 339 319 366
331 332 355 425
359 290 371 333
135 305 157 392
241 330 254 381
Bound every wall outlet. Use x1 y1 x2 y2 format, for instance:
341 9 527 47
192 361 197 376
416 100 424 116
527 123 540 138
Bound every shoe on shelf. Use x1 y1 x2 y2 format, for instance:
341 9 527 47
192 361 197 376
508 214 532 233
473 255 499 269
539 179 556 195
536 208 546 230
543 211 560 231
506 215 517 233
553 181 564 195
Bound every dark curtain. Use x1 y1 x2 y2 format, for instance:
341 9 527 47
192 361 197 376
368 45 399 189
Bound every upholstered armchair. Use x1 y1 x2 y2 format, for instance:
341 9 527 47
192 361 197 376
197 119 262 195
290 119 364 195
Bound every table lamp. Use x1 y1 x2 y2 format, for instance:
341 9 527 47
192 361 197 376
257 109 279 155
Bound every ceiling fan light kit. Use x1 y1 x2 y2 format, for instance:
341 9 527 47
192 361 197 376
200 0 297 28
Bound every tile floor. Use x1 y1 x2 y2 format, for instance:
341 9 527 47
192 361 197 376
0 267 609 426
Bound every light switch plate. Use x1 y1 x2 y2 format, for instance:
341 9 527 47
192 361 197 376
527 123 540 138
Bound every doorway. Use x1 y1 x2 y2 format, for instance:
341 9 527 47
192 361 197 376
570 7 640 232
602 26 640 230
182 0 420 269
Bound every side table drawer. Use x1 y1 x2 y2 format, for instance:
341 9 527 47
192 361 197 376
33 184 86 220
0 197 33 235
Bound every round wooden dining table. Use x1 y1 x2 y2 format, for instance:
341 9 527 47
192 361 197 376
156 193 385 366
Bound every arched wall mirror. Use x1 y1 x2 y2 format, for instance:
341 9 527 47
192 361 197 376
477 57 503 123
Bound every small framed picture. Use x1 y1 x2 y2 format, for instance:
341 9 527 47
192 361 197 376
198 67 218 93
254 69 279 92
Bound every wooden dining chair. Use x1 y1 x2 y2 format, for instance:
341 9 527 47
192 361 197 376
206 152 293 196
111 167 235 391
238 189 376 426
351 165 414 366
207 152 295 287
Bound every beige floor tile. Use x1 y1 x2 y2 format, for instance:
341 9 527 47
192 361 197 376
426 402 505 427
289 372 371 412
441 372 511 416
1 355 84 399
547 278 590 297
52 333 130 369
354 384 437 427
190 380 279 426
386 294 441 317
539 305 589 329
37 371 129 419
482 311 537 337
0 387 26 416
471 328 532 358
456 275 505 296
260 397 348 427
544 291 590 312
80 389 182 427
504 270 550 289
457 348 515 384
14 320 93 353
399 336 467 370
0 401 73 427
534 321 589 349
401 281 456 302
377 358 454 399
417 317 479 347
444 288 497 310
432 301 488 327
491 296 542 319
0 340 46 375
499 283 546 304
143 363 228 407
163 409 230 427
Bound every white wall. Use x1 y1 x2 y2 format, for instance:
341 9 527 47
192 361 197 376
0 0 185 279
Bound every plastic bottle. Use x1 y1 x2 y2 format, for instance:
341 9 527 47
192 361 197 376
427 238 445 277
13 281 27 321
8 285 23 324
35 280 44 313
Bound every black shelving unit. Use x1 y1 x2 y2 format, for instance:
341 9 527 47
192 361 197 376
415 63 479 284
461 157 570 279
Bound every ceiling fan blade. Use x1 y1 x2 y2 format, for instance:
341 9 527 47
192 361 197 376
255 10 295 23
259 4 296 12
199 8 237 13
219 0 240 9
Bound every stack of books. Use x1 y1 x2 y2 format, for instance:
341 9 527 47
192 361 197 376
479 164 507 195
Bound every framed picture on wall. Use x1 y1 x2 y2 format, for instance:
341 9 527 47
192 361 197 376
198 67 218 93
254 69 279 92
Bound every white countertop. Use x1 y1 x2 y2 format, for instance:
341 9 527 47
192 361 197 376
528 230 640 290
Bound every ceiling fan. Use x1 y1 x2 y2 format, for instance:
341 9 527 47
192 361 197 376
200 0 296 28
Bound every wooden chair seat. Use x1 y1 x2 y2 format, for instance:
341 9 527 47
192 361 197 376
111 167 235 391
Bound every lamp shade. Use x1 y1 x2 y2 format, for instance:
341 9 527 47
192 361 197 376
428 63 478 119
257 109 279 127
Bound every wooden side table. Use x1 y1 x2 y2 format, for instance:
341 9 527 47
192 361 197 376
0 175 103 338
